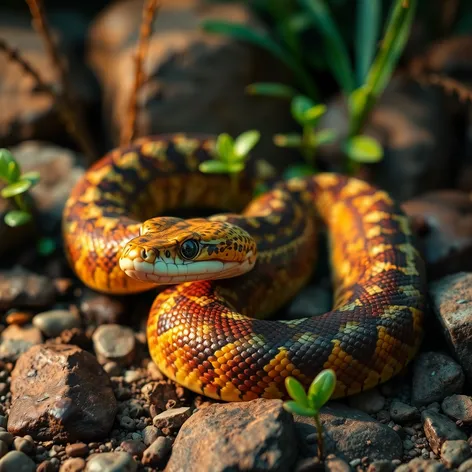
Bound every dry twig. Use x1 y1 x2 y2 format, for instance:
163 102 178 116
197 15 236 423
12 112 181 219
414 72 472 104
121 0 161 147
24 0 97 162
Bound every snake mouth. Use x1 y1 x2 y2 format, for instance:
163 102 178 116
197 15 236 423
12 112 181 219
119 252 255 285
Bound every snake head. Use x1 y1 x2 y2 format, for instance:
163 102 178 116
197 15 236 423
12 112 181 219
119 217 257 284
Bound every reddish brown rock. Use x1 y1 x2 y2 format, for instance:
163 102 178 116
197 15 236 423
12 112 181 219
166 399 297 472
0 324 43 361
0 13 97 148
429 272 472 382
86 0 293 169
7 344 117 442
422 410 467 455
402 192 472 280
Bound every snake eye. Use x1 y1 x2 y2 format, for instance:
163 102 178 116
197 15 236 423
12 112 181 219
180 239 200 260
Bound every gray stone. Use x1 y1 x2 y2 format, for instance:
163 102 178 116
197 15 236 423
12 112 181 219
33 310 81 337
85 452 137 472
459 458 472 472
441 394 472 424
141 425 161 446
295 403 403 462
92 324 135 366
394 457 446 471
422 410 467 455
141 437 172 468
430 273 472 381
152 407 191 432
411 352 464 406
348 388 386 415
166 398 297 472
0 451 36 472
390 401 420 424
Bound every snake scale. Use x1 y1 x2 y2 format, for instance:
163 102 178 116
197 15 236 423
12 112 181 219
63 134 426 402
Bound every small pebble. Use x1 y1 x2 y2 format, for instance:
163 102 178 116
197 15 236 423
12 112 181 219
142 437 172 468
103 362 120 377
440 440 471 469
441 395 472 424
367 460 394 472
348 388 385 414
390 401 420 424
141 426 161 446
120 439 146 458
5 312 32 326
0 432 13 446
92 324 135 366
0 417 6 429
65 443 89 458
33 310 81 337
152 407 191 431
119 416 135 431
0 440 7 459
85 451 137 472
422 410 467 454
459 458 472 471
60 457 86 472
13 436 34 455
36 460 56 472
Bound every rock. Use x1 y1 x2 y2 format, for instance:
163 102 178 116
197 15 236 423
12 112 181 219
152 407 191 432
390 401 420 424
411 352 464 406
422 410 467 454
166 398 297 472
394 457 446 471
440 440 471 469
92 324 135 366
0 13 97 147
325 455 352 472
348 389 386 415
141 436 172 468
459 458 472 472
0 324 43 361
86 0 293 170
367 460 394 472
13 436 34 455
441 395 472 424
85 452 137 472
141 381 186 411
0 433 13 447
80 293 126 326
295 403 403 462
0 441 7 459
65 443 88 458
430 273 472 380
0 451 36 472
120 439 146 459
402 195 472 280
60 458 86 472
141 425 161 446
0 269 56 312
37 460 56 472
8 344 117 442
318 76 453 202
33 310 81 338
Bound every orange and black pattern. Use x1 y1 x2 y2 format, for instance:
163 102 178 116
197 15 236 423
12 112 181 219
63 134 426 402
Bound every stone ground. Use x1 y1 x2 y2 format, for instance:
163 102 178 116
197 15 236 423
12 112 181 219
2 1 472 471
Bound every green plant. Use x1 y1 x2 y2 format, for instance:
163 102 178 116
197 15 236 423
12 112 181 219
204 0 417 174
284 369 337 460
199 130 261 195
273 94 337 178
0 149 39 227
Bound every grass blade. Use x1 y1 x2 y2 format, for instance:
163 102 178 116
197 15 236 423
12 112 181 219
355 0 381 87
300 0 355 94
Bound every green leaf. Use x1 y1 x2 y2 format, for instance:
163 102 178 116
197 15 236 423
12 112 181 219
226 161 246 174
345 135 384 163
283 164 316 179
1 179 32 198
199 160 231 174
0 149 20 183
273 133 303 148
4 210 32 227
349 86 370 118
355 0 381 87
365 0 417 99
245 82 297 99
303 104 327 126
307 369 337 410
234 130 260 158
300 0 355 94
283 400 317 417
291 95 316 125
215 133 234 162
21 171 40 186
313 129 337 146
285 376 309 406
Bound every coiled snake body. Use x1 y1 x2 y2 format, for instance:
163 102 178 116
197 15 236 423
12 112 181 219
63 134 426 401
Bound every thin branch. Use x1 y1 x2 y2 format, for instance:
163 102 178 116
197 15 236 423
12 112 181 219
413 72 472 104
121 0 161 147
24 0 97 162
0 37 97 162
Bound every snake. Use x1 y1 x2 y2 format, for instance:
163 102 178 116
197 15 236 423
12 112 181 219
63 133 426 402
